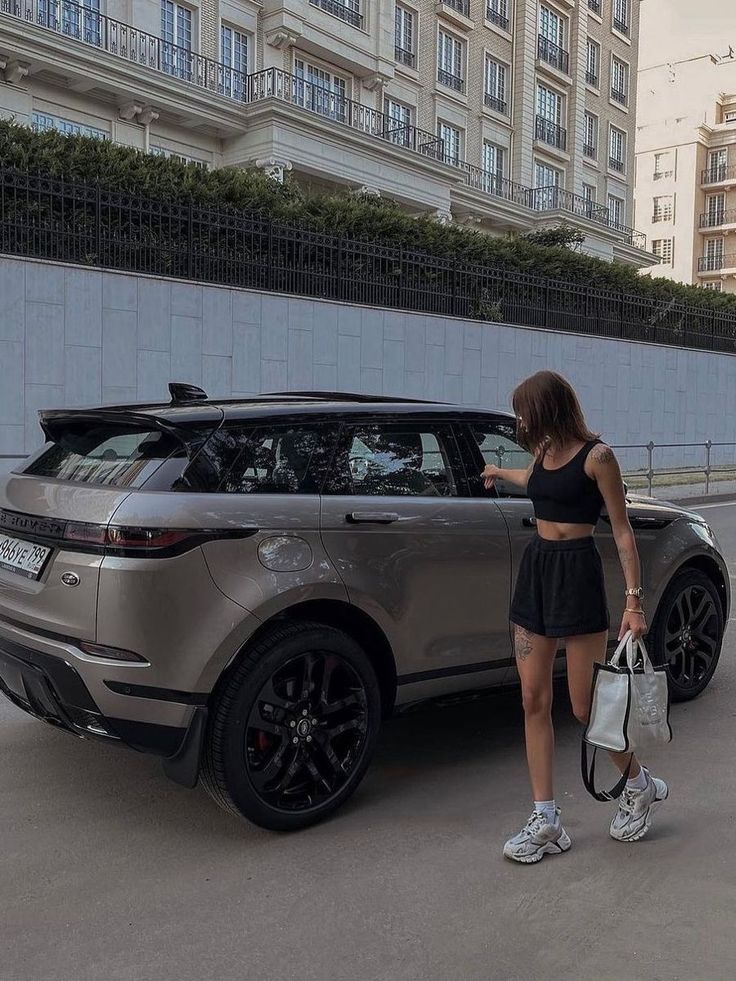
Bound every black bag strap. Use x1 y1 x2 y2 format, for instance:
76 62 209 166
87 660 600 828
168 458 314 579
581 741 633 802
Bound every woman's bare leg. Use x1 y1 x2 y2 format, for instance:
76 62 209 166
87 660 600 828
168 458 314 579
565 631 641 777
513 625 558 800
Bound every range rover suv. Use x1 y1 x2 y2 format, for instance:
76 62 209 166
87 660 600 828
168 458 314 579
0 386 728 830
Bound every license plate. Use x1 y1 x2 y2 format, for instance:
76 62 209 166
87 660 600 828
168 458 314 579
0 534 52 580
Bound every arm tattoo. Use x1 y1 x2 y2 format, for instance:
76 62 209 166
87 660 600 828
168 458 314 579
591 445 615 466
514 627 533 661
617 542 640 590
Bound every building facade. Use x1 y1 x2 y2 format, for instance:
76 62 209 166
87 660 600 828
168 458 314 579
0 0 650 264
636 52 736 293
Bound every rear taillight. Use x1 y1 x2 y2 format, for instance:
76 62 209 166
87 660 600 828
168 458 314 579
59 522 256 557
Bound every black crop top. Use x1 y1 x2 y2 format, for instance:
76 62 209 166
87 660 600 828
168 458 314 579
526 440 605 525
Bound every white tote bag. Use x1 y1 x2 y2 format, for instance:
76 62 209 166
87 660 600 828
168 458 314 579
582 631 672 801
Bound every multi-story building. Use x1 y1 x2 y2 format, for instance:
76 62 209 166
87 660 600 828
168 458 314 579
0 0 651 265
636 52 736 293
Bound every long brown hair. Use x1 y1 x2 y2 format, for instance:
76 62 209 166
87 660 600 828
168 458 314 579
511 371 599 456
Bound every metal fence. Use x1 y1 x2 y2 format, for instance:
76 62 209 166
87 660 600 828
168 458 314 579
2 169 736 354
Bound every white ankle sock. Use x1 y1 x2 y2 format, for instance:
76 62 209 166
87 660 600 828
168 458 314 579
626 767 648 791
534 800 558 824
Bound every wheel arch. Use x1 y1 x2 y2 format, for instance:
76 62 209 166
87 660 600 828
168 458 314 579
662 553 729 622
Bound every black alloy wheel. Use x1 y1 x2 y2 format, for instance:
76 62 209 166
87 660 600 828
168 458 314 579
650 568 724 701
202 622 381 830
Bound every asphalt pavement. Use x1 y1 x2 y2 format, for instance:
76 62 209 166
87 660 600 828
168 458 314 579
3 503 736 981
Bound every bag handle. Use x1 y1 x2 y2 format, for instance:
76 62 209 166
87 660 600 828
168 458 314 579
581 742 633 802
610 631 655 676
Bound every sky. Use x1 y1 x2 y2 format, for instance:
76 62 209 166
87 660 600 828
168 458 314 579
639 0 736 69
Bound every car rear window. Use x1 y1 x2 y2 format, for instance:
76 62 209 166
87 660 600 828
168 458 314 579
24 424 187 488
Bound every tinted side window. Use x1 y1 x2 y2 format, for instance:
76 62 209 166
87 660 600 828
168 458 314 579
332 424 459 497
467 421 534 498
204 424 338 494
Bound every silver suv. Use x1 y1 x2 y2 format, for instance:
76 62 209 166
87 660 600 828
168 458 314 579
0 386 728 830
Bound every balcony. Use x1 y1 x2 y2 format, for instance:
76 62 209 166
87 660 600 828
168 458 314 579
531 186 607 220
486 4 509 30
437 69 465 93
462 165 531 206
698 255 734 273
484 93 507 114
535 116 567 152
613 17 629 35
537 35 570 76
611 89 627 106
583 143 597 159
702 165 736 186
699 209 736 229
588 0 601 12
585 70 599 87
609 157 625 174
395 45 416 69
309 0 363 29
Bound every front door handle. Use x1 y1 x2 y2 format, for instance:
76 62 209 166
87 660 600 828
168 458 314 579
346 512 400 524
522 516 537 527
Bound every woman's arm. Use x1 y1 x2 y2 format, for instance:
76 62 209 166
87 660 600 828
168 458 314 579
587 444 647 640
482 461 534 491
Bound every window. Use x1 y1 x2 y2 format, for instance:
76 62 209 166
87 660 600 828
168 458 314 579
534 160 562 209
725 110 736 123
309 0 362 28
220 25 248 100
607 193 625 226
704 193 726 227
337 426 459 498
611 56 629 106
395 5 415 68
38 0 101 42
653 151 673 180
586 38 600 87
535 160 561 188
703 238 724 271
613 0 630 35
466 421 533 499
438 122 462 165
538 5 568 74
31 110 107 140
482 142 505 193
385 99 413 146
609 125 626 173
161 0 193 80
652 195 673 222
583 112 598 159
150 145 208 167
487 0 509 31
588 0 601 13
294 59 348 122
438 31 465 92
651 239 673 264
583 182 596 204
706 149 728 182
536 84 565 150
484 57 507 114
703 282 723 292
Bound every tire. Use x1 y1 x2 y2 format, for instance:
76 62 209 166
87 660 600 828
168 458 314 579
201 621 381 831
649 568 724 702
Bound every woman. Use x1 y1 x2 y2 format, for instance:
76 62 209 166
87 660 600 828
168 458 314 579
482 371 668 864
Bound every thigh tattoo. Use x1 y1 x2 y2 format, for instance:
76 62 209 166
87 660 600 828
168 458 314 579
514 627 534 661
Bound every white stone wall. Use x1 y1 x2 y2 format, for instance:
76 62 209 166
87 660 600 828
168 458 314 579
1 255 735 473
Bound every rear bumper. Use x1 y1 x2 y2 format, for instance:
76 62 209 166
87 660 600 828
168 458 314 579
0 633 187 757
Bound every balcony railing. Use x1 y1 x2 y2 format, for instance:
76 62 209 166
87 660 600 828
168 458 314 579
535 116 567 151
484 93 507 114
702 165 736 184
441 0 470 16
309 0 363 28
530 186 609 223
486 4 509 30
537 35 570 75
583 143 597 159
585 70 599 87
700 209 736 228
588 0 601 12
609 157 625 174
395 45 416 68
1 0 650 250
698 254 733 272
437 68 465 93
611 89 628 106
613 17 629 35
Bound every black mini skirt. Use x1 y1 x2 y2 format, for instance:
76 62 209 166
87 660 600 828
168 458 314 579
510 535 610 639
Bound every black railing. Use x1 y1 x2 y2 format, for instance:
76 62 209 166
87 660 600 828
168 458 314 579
462 164 531 205
609 157 625 173
535 116 567 151
441 0 470 15
702 165 736 184
613 16 629 35
484 93 507 114
700 209 736 228
583 143 597 159
588 0 601 12
529 186 609 224
586 70 599 87
486 4 509 30
699 255 734 272
309 0 363 28
395 45 415 68
2 170 728 352
438 69 465 92
537 35 570 75
611 89 627 106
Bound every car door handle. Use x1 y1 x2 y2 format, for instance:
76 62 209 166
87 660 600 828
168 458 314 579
522 516 537 527
346 512 400 524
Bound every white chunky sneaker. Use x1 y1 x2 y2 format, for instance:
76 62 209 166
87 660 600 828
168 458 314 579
609 769 669 843
503 809 572 864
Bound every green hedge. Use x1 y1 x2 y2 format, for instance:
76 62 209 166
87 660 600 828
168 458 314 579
2 119 734 312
